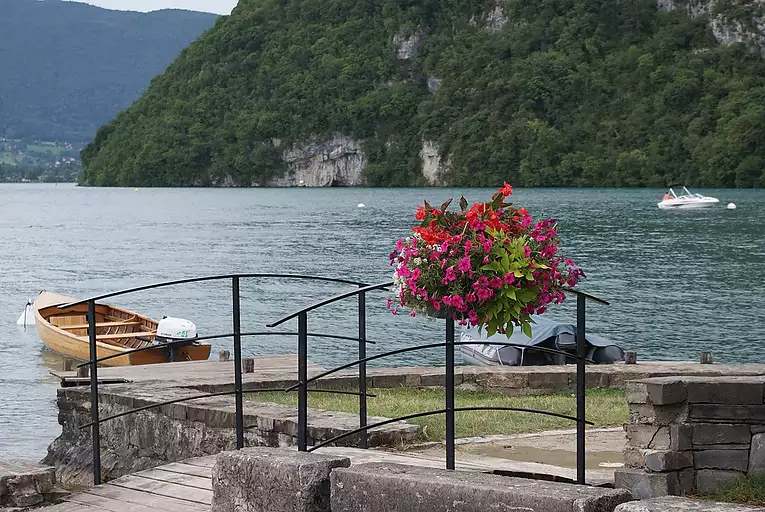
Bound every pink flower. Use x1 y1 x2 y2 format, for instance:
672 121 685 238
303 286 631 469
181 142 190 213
397 266 411 278
466 293 477 303
445 267 457 282
483 256 489 265
431 299 442 311
489 277 503 289
476 287 494 301
524 246 531 258
458 257 472 273
483 240 493 253
468 310 479 325
503 273 515 285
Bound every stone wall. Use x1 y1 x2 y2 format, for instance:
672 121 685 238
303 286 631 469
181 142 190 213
615 376 765 499
45 384 419 489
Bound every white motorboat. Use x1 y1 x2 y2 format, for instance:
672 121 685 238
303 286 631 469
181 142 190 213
658 185 719 209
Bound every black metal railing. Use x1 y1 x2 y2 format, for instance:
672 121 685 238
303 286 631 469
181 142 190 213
62 274 608 487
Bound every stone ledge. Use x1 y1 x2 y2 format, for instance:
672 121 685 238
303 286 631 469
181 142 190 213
615 496 765 512
614 468 694 499
0 460 56 508
332 463 632 512
212 448 349 512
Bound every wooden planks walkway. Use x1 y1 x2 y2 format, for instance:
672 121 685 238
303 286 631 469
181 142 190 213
40 444 615 510
41 456 216 512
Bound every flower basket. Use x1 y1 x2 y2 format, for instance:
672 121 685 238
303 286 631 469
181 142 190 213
389 183 585 337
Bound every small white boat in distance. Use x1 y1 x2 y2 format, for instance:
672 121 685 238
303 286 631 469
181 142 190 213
658 185 719 209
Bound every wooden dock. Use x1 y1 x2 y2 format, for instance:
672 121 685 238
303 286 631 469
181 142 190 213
49 355 326 387
39 446 615 510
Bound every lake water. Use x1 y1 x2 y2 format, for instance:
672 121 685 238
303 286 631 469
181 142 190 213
1 184 763 461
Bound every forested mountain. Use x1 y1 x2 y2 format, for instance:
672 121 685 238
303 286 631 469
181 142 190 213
0 0 217 142
81 0 765 187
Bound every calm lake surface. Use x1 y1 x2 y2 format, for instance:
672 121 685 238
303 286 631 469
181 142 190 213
1 184 763 460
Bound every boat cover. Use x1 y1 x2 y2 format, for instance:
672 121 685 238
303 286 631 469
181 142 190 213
459 314 624 366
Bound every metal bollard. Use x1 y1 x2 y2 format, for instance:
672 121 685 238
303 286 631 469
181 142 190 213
242 357 255 374
624 351 637 365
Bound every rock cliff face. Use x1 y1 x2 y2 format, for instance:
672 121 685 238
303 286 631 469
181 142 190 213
270 135 366 187
658 0 765 56
420 141 450 186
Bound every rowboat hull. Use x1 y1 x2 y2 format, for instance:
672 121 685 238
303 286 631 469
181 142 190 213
34 291 211 367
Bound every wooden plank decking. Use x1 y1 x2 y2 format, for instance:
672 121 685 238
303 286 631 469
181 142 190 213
40 445 616 510
42 456 216 512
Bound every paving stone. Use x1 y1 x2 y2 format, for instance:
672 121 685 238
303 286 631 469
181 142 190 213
750 433 765 474
614 468 693 499
627 382 649 404
615 496 765 512
695 450 749 472
332 463 632 512
670 425 693 451
696 469 744 495
644 450 693 472
693 424 751 446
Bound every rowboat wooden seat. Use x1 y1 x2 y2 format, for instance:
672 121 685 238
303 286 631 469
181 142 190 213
60 320 142 330
89 331 157 340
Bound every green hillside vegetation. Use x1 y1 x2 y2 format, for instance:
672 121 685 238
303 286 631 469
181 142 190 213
0 0 216 142
80 0 765 187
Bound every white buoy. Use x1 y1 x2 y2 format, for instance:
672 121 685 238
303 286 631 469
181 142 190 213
357 203 366 208
727 203 737 210
16 299 35 326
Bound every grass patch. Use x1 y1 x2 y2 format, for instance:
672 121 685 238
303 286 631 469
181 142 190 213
247 387 627 441
707 473 765 506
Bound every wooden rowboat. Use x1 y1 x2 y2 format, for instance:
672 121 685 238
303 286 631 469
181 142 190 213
34 291 211 367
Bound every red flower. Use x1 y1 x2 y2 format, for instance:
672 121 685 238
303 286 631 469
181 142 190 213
500 182 513 197
415 205 427 220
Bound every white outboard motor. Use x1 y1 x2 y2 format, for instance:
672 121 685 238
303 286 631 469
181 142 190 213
16 298 35 327
155 317 197 344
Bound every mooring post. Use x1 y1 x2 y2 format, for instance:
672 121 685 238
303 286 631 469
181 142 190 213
232 277 244 449
576 293 586 485
358 289 368 449
298 311 308 451
445 316 455 470
87 299 101 485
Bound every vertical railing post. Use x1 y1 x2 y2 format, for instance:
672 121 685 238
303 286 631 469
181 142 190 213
298 311 308 451
576 293 586 485
87 299 101 485
232 277 244 450
445 316 455 470
358 289 368 449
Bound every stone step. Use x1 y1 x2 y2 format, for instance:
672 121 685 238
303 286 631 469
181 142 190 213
0 460 56 508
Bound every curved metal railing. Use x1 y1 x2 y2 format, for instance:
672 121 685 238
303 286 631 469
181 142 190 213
66 272 608 487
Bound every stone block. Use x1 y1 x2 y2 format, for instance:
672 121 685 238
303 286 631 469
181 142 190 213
690 405 765 424
331 463 632 512
696 469 743 495
670 425 693 451
614 468 694 499
695 450 749 472
644 450 693 472
627 382 648 404
211 447 350 512
630 403 688 426
646 380 687 405
693 424 751 446
626 425 670 449
615 496 765 512
749 432 765 474
527 370 569 391
686 380 764 405
475 371 528 390
0 460 56 508
624 448 647 468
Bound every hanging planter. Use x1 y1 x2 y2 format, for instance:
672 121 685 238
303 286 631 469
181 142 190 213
388 183 585 337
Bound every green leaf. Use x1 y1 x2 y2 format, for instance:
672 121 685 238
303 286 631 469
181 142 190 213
459 196 468 211
501 252 510 271
521 322 532 338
